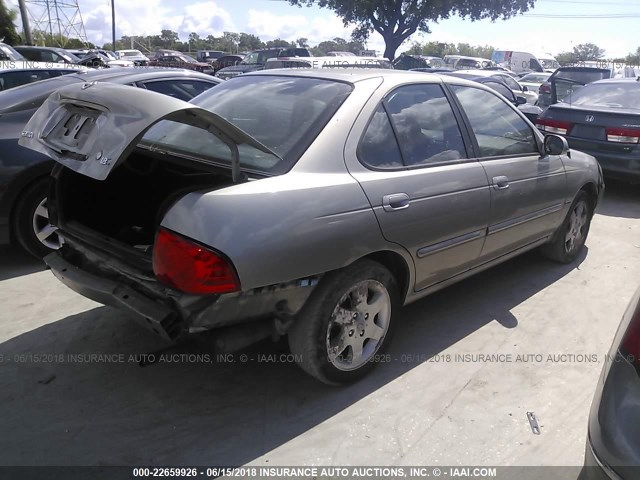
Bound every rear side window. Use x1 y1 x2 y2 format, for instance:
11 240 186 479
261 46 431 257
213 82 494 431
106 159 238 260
359 84 467 169
359 104 403 169
385 84 467 166
451 85 538 157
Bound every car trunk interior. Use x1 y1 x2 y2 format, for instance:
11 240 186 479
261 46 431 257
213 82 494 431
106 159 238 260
56 149 234 254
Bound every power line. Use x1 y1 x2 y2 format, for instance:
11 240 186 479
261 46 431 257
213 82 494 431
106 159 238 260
523 13 640 17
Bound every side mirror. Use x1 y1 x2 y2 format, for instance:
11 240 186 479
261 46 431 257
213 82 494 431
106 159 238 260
544 134 570 156
523 85 529 92
516 96 527 106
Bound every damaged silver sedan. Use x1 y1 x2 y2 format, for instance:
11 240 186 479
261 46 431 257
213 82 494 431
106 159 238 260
19 70 603 384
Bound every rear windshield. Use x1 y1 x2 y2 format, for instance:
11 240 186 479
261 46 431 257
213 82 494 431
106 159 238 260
554 70 610 85
520 73 550 83
140 75 353 175
564 83 640 109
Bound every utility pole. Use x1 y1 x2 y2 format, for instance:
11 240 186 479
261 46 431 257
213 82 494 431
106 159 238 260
17 0 33 44
111 0 116 52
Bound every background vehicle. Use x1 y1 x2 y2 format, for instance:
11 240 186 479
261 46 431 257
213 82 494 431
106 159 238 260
326 51 357 57
536 78 640 183
148 51 212 73
393 54 443 70
538 67 611 108
14 46 81 64
519 72 552 91
196 50 225 63
0 68 222 258
210 54 243 73
75 50 134 68
584 286 640 479
215 47 312 79
19 70 602 384
536 53 560 72
443 55 494 69
444 69 538 104
491 50 544 74
116 49 149 66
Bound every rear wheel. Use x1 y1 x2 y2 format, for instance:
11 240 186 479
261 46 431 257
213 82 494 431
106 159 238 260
541 191 592 263
13 178 62 258
288 260 399 385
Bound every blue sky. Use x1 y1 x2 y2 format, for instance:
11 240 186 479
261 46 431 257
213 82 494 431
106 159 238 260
7 0 640 58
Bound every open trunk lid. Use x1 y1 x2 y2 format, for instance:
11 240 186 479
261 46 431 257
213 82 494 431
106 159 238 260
18 81 278 181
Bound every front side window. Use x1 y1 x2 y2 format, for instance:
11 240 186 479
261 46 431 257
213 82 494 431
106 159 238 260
452 85 539 157
385 84 467 166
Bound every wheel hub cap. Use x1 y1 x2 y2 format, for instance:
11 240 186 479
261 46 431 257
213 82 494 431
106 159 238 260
32 197 62 250
326 280 391 371
565 201 587 253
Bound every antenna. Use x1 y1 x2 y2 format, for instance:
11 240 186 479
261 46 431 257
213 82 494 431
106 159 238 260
24 0 89 47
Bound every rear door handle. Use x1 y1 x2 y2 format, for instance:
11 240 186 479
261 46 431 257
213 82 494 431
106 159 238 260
382 193 410 212
492 176 510 190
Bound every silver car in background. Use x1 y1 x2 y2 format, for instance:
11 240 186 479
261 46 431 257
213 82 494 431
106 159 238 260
19 70 603 384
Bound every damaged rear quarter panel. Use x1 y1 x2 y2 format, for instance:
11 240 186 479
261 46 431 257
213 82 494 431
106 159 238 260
160 76 413 291
160 171 394 291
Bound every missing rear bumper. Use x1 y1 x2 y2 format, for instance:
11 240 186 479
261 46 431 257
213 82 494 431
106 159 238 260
45 252 182 341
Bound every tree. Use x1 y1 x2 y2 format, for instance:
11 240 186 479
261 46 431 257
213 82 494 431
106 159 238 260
265 38 295 48
311 36 364 56
238 33 263 51
288 0 536 60
297 37 309 48
0 0 21 45
555 51 576 66
626 47 640 66
572 43 605 62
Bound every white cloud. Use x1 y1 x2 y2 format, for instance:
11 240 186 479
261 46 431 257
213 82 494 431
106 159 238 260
246 9 350 44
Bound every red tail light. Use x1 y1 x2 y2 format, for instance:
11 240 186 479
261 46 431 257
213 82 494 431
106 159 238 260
536 118 573 135
606 127 640 144
153 228 240 295
539 84 551 94
621 304 640 371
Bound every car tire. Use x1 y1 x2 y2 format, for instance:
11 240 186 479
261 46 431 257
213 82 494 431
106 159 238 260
12 177 61 258
288 259 400 385
540 191 593 264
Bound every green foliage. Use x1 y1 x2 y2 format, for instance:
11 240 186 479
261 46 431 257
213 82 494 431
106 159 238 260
402 41 493 59
288 0 536 59
0 0 21 45
572 43 605 62
555 51 575 66
311 37 364 56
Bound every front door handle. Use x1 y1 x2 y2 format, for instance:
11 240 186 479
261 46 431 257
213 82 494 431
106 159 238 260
492 176 510 190
382 193 410 212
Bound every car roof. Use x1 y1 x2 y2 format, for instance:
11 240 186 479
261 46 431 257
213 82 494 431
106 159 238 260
590 78 640 85
449 69 507 77
246 68 499 90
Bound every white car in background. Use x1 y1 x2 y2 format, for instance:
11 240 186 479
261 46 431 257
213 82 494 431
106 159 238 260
518 72 552 91
116 49 150 66
536 53 560 72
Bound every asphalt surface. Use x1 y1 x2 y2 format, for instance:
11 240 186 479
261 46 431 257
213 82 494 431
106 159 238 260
0 181 638 470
